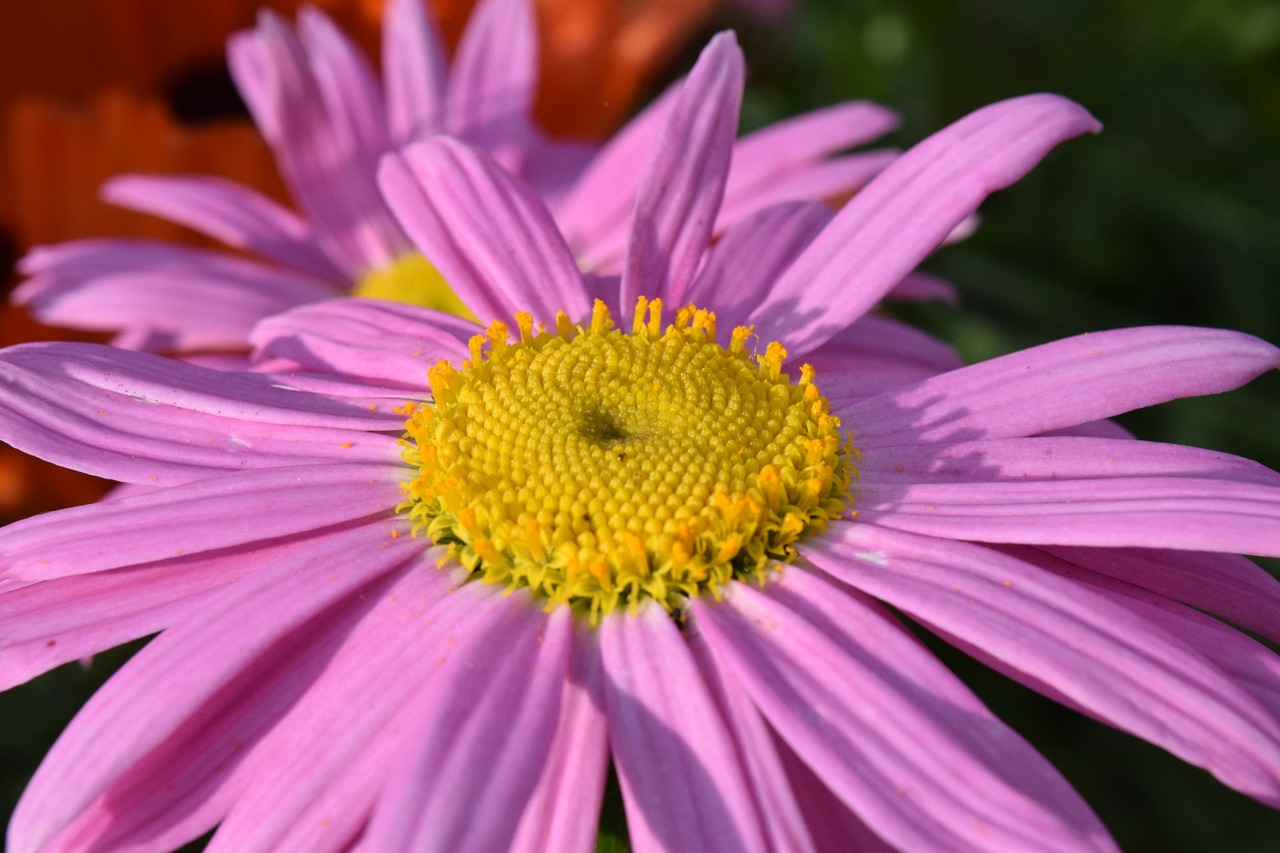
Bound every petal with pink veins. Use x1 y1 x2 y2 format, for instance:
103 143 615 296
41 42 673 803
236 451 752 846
1 463 404 583
364 593 571 851
0 343 404 485
601 603 764 852
380 137 591 326
748 94 1102 355
803 525 1280 807
251 297 477 387
443 0 537 169
685 201 832 329
693 570 1114 851
511 623 611 852
382 0 447 142
15 240 334 351
101 175 344 282
845 326 1280 445
855 436 1280 556
7 521 422 853
620 32 744 309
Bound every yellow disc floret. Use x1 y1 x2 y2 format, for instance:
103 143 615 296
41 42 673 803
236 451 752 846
399 298 856 622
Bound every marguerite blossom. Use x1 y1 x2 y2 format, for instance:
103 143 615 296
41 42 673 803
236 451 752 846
5 34 1280 852
12 0 904 359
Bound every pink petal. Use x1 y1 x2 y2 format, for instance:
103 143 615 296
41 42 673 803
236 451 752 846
689 633 816 852
380 137 590 326
227 13 405 273
773 737 898 852
381 0 448 142
802 316 965 405
364 593 570 851
101 174 344 281
803 525 1280 808
382 0 447 142
250 297 476 386
714 150 900 234
747 94 1102 355
620 31 744 309
845 326 1280 445
554 86 677 271
15 239 334 351
297 7 393 171
0 530 369 691
856 436 1280 556
600 603 763 852
807 313 963 374
511 624 610 852
885 271 959 303
1 463 403 583
1043 546 1280 646
693 571 1114 851
8 521 421 853
443 0 537 170
0 342 403 484
722 100 899 197
685 201 832 329
207 561 487 853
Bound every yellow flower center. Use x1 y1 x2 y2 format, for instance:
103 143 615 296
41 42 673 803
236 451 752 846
352 252 478 321
398 298 856 621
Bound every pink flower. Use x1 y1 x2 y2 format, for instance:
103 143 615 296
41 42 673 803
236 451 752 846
4 34 1280 853
11 0 901 358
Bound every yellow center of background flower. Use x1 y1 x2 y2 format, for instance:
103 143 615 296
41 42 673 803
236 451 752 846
399 298 856 621
352 252 478 321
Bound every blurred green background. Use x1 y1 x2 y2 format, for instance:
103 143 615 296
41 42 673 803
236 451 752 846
4 0 1280 849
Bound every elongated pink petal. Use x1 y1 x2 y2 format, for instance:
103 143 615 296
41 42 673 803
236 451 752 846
9 521 421 853
554 86 677 270
773 736 898 852
228 13 405 273
0 343 404 484
807 313 963 374
365 594 570 851
689 634 816 852
298 7 392 166
685 201 832 329
846 326 1280 444
714 150 899 234
748 94 1101 355
0 530 368 691
250 297 476 386
15 240 334 351
856 436 1280 556
802 316 964 406
885 271 959 303
511 624 609 852
804 525 1280 807
723 100 899 195
600 603 763 852
102 174 344 281
443 0 536 169
1 463 403 583
620 32 744 309
380 137 590 325
693 571 1114 851
207 560 486 853
383 0 447 142
1043 545 1280 644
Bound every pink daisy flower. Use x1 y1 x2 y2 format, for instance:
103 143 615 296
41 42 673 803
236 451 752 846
5 34 1280 853
11 0 904 359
